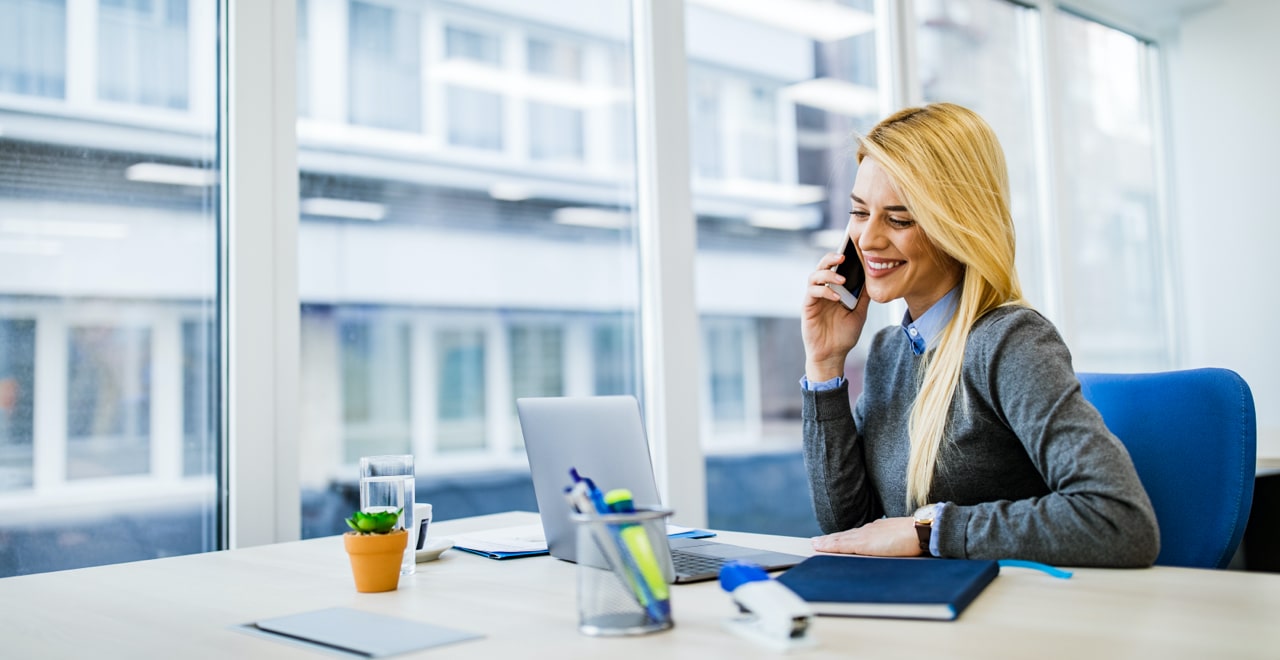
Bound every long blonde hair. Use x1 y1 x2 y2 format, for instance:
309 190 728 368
856 103 1027 509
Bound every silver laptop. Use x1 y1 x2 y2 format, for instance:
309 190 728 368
516 395 804 583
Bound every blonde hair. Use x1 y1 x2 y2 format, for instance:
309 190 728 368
855 103 1027 509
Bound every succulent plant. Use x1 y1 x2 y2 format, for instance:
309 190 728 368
345 508 403 535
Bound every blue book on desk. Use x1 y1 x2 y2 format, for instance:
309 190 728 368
776 555 998 621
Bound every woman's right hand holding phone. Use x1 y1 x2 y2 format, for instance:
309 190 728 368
802 251 868 383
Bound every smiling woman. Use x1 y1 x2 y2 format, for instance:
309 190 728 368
799 103 1160 567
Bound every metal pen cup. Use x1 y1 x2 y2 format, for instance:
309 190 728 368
571 508 675 636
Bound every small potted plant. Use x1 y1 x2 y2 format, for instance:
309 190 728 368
343 508 407 593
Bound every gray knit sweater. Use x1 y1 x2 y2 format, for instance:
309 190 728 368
803 305 1160 567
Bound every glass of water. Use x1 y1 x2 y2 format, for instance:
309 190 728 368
359 455 416 575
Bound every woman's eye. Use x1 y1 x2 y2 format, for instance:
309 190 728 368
849 210 870 219
888 217 915 228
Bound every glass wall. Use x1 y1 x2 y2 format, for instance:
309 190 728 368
1056 11 1167 371
295 0 642 534
0 0 219 577
915 0 1047 308
684 0 886 450
0 0 1183 572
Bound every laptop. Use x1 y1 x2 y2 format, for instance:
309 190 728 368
516 395 804 583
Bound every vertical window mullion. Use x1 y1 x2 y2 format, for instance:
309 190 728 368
631 0 705 527
222 0 300 548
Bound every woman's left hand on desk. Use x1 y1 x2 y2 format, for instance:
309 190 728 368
812 517 922 557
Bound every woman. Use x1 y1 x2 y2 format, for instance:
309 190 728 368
801 103 1159 567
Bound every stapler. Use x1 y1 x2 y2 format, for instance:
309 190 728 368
719 562 817 652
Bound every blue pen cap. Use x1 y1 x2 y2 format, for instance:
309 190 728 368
718 561 769 592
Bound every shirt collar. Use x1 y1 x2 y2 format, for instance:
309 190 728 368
900 287 960 356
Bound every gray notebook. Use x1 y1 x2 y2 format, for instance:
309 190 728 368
245 607 481 657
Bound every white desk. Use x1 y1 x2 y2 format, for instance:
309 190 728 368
1 511 1277 659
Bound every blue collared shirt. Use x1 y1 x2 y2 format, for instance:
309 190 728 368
901 287 960 356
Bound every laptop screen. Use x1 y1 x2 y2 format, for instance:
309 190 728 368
517 395 664 563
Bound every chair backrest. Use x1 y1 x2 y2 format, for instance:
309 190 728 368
1077 368 1256 569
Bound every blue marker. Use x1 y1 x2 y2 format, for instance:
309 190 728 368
567 468 669 623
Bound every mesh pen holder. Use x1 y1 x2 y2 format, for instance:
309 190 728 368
571 508 676 636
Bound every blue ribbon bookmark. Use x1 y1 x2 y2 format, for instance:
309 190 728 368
997 559 1073 579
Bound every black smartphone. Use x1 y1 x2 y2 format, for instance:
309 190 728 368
825 231 864 311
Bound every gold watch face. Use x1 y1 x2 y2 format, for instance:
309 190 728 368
913 503 937 525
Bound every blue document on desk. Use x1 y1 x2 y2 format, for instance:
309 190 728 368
776 555 999 621
243 607 482 657
450 523 716 560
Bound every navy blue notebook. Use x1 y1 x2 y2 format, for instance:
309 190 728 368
776 555 999 621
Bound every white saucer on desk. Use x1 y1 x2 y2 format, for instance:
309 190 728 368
415 537 453 563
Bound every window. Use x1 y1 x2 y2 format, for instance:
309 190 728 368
528 37 582 81
445 24 501 66
297 1 642 538
340 317 412 461
348 0 420 131
66 326 152 479
98 0 189 109
1056 12 1167 370
685 0 884 448
915 0 1046 307
435 327 487 453
0 0 66 99
529 102 584 162
0 319 36 490
0 0 218 577
447 85 503 150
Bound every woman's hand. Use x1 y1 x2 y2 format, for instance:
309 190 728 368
811 517 924 557
802 251 868 382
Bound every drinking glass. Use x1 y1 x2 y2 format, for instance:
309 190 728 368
359 455 416 575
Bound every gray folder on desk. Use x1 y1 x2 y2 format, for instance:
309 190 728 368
245 607 481 657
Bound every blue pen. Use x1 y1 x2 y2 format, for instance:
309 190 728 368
567 468 668 623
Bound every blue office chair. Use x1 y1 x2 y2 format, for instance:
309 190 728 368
1077 368 1256 569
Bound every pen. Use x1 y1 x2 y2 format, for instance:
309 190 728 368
566 469 669 622
604 488 670 605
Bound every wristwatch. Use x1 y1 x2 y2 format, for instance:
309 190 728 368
912 503 941 554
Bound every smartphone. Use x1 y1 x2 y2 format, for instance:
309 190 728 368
825 231 865 311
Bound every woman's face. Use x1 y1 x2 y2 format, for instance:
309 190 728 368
848 158 963 320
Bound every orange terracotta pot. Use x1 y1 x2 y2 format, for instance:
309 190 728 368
343 529 408 593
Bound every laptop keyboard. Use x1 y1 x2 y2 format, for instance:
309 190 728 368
671 549 727 577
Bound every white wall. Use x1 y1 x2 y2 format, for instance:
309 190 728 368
1167 0 1280 456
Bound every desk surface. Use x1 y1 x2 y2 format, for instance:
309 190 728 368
1 511 1277 659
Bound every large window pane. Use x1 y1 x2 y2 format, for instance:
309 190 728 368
1057 13 1167 370
298 0 641 536
915 0 1046 307
685 0 884 454
0 0 218 576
